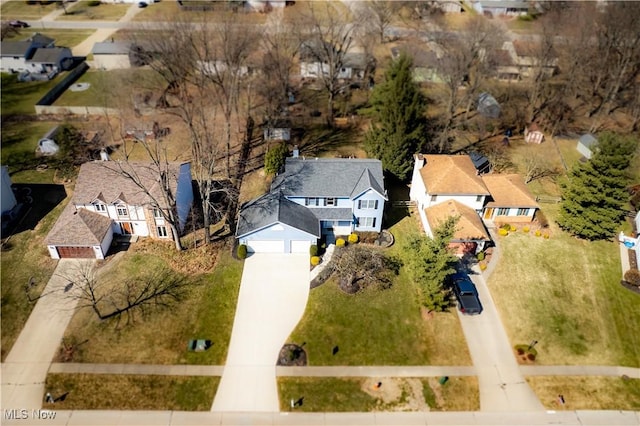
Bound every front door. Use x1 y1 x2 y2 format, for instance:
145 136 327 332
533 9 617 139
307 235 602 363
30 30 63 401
483 208 494 220
120 222 133 235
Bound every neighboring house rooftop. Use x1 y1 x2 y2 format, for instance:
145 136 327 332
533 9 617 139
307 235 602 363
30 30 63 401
482 174 539 208
578 134 598 149
45 204 113 246
236 191 320 238
425 200 490 241
272 158 386 199
92 41 132 55
418 154 490 195
27 47 69 64
73 161 186 208
0 41 33 57
28 33 55 47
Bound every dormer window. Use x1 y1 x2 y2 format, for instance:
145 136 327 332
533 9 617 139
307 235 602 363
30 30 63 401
153 208 163 218
325 198 335 206
116 204 128 217
94 203 106 212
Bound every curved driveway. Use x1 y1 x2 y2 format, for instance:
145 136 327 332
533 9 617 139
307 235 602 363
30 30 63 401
211 253 310 412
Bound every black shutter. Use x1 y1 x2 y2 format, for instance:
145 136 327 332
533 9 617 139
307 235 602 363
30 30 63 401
374 200 378 209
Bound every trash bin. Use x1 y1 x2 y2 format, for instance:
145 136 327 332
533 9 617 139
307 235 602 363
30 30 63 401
438 376 449 385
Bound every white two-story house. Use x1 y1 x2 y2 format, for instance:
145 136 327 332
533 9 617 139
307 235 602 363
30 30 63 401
237 157 387 253
46 161 193 259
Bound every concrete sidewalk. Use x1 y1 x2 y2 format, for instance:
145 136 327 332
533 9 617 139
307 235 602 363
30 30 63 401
211 254 310 412
1 259 92 410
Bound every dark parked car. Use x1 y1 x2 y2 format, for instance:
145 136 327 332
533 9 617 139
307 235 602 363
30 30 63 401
9 20 30 28
450 273 482 315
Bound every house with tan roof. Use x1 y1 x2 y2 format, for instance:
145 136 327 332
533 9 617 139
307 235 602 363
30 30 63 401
46 161 193 259
410 154 539 254
481 174 539 223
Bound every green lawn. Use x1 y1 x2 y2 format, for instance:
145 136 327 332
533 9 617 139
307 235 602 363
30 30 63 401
526 376 640 410
0 1 58 19
278 376 479 412
488 205 640 367
287 211 471 366
57 1 130 21
60 247 241 365
1 73 63 116
3 29 94 48
44 374 218 410
1 121 60 173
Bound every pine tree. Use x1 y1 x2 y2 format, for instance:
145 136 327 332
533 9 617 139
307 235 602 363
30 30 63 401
405 216 459 312
364 52 427 181
558 133 638 240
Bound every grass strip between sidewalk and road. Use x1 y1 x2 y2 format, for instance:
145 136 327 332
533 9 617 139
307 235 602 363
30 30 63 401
526 376 640 411
44 374 218 411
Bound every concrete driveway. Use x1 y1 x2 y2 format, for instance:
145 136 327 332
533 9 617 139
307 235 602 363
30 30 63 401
457 266 545 412
211 253 310 412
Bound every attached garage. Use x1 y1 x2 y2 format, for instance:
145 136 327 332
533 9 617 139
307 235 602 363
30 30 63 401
46 206 114 260
246 240 285 254
236 192 320 254
290 240 311 253
56 246 97 259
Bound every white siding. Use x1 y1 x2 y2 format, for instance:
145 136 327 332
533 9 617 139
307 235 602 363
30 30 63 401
0 57 28 73
47 245 60 259
1 166 17 214
352 190 385 232
246 240 285 253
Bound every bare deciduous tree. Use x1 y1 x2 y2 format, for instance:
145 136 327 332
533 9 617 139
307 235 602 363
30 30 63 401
522 152 558 184
332 245 400 293
360 0 399 43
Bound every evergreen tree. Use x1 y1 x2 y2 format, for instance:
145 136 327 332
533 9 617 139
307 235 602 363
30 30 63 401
558 133 638 240
405 216 459 312
264 142 289 174
364 52 427 181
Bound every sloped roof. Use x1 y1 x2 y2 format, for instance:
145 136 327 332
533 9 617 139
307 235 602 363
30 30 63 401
28 33 54 47
27 47 69 64
273 158 386 199
482 174 539 208
236 192 320 238
425 200 490 241
418 155 490 195
45 204 112 246
578 134 597 148
0 41 32 57
73 161 186 208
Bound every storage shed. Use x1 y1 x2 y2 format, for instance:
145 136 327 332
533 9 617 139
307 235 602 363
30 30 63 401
576 134 597 160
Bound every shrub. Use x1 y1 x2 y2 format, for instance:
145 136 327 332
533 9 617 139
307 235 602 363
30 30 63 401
87 0 101 6
543 233 550 239
477 251 485 261
498 228 508 236
510 225 517 232
535 210 548 228
523 225 530 233
336 238 346 247
624 269 640 287
309 244 318 257
479 262 487 271
518 13 534 21
310 256 321 266
501 223 511 231
348 233 359 244
236 244 247 259
535 230 541 237
264 142 288 174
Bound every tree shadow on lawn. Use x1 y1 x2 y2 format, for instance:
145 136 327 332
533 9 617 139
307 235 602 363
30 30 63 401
1 183 67 238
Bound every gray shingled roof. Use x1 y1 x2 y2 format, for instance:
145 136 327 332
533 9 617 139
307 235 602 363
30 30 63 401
73 161 184 208
272 158 386 199
0 41 32 57
310 208 353 221
236 192 320 238
92 41 132 55
27 47 69 64
46 204 112 246
28 33 54 47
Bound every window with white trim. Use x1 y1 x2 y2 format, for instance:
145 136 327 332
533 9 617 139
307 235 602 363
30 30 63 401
325 197 335 206
116 204 128 217
94 203 106 212
430 195 437 202
358 199 378 209
497 207 509 216
153 208 163 218
358 217 376 228
517 208 529 216
157 226 168 238
476 195 483 202
305 197 319 206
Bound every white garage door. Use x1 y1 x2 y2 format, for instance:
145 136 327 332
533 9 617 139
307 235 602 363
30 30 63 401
290 240 311 253
246 240 285 253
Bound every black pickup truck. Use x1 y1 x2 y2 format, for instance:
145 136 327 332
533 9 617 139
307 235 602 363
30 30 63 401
450 273 482 315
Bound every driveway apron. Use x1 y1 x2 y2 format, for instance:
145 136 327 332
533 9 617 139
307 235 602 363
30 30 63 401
211 253 310 412
1 259 92 409
458 266 545 412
